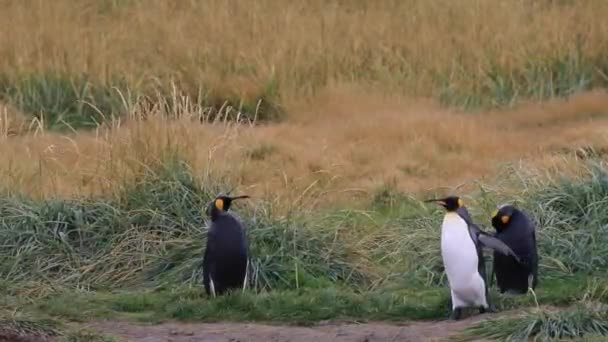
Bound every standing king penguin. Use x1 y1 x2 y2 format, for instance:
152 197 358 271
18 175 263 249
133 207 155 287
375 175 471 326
426 196 522 320
490 204 538 295
203 194 250 297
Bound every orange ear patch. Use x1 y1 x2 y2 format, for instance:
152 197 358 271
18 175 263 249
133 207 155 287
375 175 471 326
215 198 224 211
501 215 510 224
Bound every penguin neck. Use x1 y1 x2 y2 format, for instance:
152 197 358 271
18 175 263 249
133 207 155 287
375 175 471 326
443 212 467 228
209 210 229 222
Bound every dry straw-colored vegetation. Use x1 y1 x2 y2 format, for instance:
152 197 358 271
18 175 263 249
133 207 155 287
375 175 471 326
1 0 608 103
0 0 607 201
2 90 608 204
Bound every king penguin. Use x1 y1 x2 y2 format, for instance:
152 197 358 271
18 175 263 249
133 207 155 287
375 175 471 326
426 196 522 320
203 194 250 297
490 204 538 295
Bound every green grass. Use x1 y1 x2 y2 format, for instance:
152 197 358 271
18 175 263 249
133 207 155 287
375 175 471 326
0 310 62 341
61 329 117 342
2 48 608 131
0 73 128 131
24 274 606 325
437 50 608 110
454 277 608 341
2 158 608 339
529 162 608 274
32 286 448 325
455 308 608 342
454 300 608 342
0 73 284 131
0 310 115 341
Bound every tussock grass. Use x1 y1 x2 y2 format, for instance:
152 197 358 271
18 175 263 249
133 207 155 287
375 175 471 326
454 282 608 341
0 310 115 342
61 329 116 342
0 73 128 131
455 306 608 341
0 72 283 131
3 90 608 201
0 310 62 341
0 158 374 295
528 162 608 274
1 157 608 324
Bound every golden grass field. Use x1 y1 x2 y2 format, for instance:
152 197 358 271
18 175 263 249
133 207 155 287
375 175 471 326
3 90 608 206
1 0 608 206
2 0 608 99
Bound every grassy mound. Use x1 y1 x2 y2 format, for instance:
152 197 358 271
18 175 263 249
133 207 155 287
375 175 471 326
455 283 608 341
0 311 61 342
0 73 284 132
0 158 607 339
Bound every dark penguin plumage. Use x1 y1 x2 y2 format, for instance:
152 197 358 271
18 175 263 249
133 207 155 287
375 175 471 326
202 194 250 297
491 204 538 295
426 196 522 320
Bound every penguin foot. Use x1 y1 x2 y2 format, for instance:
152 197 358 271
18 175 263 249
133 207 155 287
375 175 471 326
449 308 462 320
480 304 497 314
503 289 527 296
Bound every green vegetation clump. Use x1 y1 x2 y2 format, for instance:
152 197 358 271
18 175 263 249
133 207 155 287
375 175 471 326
454 283 608 341
0 73 284 131
0 73 127 131
0 311 62 341
530 163 608 274
1 158 608 339
1 56 606 130
438 49 608 109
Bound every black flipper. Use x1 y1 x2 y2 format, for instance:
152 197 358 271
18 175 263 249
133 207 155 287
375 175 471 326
202 247 214 296
457 206 521 264
476 240 492 309
202 229 217 297
530 230 539 289
457 207 494 309
477 234 522 264
489 260 495 288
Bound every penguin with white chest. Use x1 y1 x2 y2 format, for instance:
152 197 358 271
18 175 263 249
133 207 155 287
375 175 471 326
426 196 522 320
203 194 250 297
490 204 538 295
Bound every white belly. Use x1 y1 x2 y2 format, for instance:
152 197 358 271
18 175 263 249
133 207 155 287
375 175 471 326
441 213 487 308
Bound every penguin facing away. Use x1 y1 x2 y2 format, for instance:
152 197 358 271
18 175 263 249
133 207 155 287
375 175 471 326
490 204 539 295
426 196 522 320
203 194 250 297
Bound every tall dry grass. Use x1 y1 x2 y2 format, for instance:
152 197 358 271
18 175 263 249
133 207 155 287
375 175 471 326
1 0 608 104
0 0 607 202
2 89 607 203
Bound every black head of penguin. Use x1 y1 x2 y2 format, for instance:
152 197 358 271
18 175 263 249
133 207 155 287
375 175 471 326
206 194 250 221
491 205 516 233
425 195 464 212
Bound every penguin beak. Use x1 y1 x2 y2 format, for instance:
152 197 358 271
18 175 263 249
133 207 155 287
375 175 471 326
229 195 250 200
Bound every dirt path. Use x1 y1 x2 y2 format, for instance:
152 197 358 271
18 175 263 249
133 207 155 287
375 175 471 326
87 314 493 342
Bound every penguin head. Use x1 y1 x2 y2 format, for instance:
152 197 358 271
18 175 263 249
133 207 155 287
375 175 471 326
205 194 250 220
425 196 464 212
491 204 515 230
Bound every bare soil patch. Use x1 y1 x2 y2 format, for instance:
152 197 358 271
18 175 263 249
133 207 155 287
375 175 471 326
86 315 493 342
